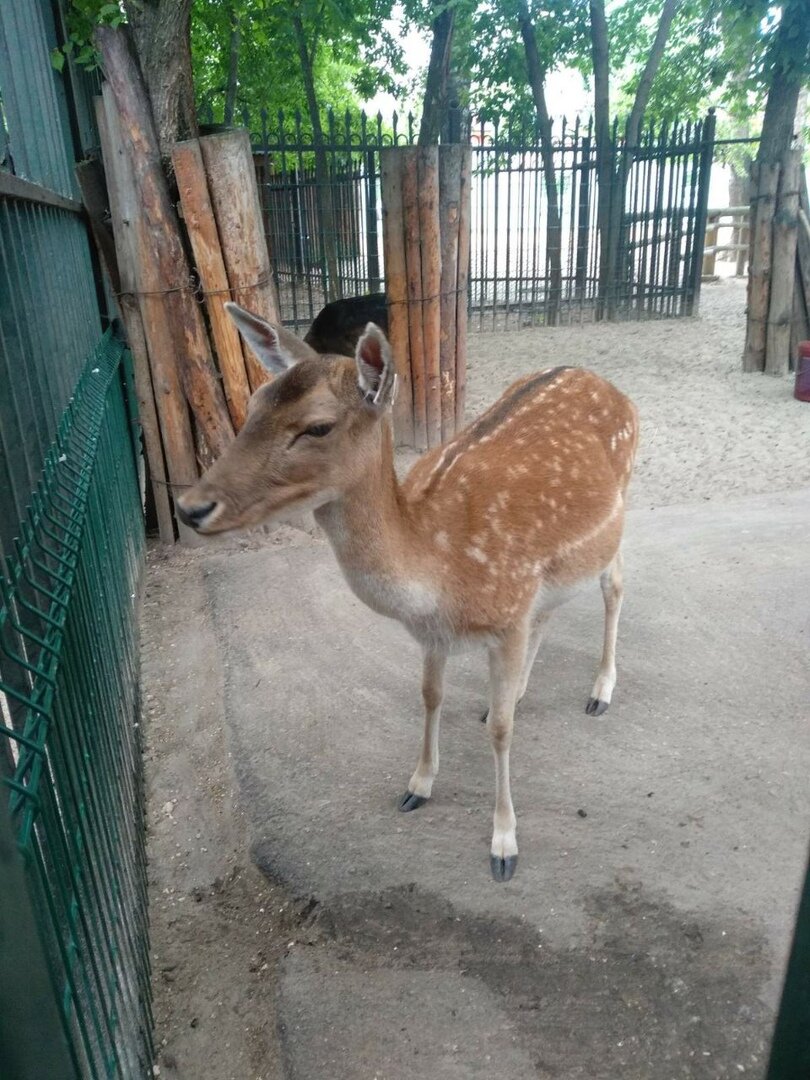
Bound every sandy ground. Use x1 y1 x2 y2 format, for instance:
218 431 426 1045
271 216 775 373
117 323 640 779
466 278 810 510
144 279 809 1079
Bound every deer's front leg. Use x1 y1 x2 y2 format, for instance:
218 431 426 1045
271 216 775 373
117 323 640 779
398 646 447 812
486 624 529 881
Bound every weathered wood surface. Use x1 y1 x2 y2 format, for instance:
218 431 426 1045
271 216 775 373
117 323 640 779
454 146 472 430
765 150 800 376
380 149 414 447
96 89 179 542
439 144 462 442
172 138 251 430
199 129 280 391
96 26 234 458
418 146 442 449
742 162 780 373
401 149 428 450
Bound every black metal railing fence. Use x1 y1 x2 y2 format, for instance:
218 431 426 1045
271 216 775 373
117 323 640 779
240 106 716 333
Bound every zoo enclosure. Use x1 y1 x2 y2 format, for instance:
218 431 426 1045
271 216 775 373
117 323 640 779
0 2 151 1077
242 107 716 333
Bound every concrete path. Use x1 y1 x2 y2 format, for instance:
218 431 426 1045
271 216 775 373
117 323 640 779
203 488 810 1079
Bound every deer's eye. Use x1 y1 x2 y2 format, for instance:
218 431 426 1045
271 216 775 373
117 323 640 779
302 423 334 439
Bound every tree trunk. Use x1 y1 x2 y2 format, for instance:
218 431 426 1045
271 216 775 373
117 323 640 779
589 0 612 313
291 14 340 302
122 0 197 155
757 0 810 165
224 5 240 126
624 0 680 149
518 0 562 326
591 0 680 318
418 5 455 146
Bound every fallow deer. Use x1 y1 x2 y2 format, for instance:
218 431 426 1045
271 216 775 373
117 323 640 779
177 304 639 882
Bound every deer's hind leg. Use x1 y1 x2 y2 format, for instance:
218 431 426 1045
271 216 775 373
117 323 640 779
586 548 623 716
398 645 447 812
487 621 529 882
480 610 551 723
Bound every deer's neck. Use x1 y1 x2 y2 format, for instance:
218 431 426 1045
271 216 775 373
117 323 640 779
314 424 438 625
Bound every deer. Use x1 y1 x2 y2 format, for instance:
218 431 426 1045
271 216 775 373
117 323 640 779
177 303 639 882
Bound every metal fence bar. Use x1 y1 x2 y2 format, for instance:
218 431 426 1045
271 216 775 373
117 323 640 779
1 334 150 1079
247 107 719 332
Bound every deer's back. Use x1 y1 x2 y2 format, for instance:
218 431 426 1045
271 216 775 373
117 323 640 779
402 367 638 631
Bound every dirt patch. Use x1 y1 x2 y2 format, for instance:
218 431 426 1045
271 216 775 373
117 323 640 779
142 534 317 1080
466 279 810 510
141 283 806 1077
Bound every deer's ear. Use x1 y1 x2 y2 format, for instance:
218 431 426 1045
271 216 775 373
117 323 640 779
225 302 298 375
355 323 397 411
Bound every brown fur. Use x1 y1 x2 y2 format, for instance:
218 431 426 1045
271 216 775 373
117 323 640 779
178 316 639 881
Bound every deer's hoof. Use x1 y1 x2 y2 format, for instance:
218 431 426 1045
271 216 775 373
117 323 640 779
490 854 518 882
480 710 489 723
585 697 610 716
398 791 428 813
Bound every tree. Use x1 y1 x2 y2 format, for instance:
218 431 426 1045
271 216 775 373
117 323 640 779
588 0 683 314
122 0 197 153
418 3 456 145
517 0 564 324
756 0 810 165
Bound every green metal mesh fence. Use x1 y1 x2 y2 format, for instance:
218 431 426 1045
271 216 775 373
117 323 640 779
0 332 151 1078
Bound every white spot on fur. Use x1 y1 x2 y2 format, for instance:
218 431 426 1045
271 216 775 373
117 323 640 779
466 546 489 564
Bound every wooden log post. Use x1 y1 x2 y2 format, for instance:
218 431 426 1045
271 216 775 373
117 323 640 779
84 117 176 543
742 162 780 372
794 174 810 369
380 144 470 449
172 139 252 431
765 150 801 376
96 26 235 461
418 146 442 449
97 87 189 541
702 212 719 278
199 129 281 391
455 146 471 431
439 144 462 443
401 149 428 450
380 149 414 446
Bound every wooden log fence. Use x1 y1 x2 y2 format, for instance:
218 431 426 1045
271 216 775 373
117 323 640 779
702 206 749 279
79 25 294 541
742 149 807 377
381 144 471 451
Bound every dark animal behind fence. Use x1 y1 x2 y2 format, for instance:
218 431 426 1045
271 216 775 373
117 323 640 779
304 293 388 356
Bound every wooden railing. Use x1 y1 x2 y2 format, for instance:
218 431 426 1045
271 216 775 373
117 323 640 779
702 206 749 278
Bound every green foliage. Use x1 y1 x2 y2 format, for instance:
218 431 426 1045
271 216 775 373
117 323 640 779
461 0 590 123
50 0 124 72
192 0 406 128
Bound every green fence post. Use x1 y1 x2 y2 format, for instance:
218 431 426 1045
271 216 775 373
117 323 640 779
766 849 810 1079
0 796 77 1080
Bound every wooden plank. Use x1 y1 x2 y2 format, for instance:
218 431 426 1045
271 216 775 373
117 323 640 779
455 146 472 431
402 148 427 450
96 26 235 461
742 162 780 373
172 139 252 431
75 156 121 295
765 150 800 376
199 129 281 391
418 145 442 449
96 91 177 543
0 169 82 213
439 144 462 442
380 148 414 447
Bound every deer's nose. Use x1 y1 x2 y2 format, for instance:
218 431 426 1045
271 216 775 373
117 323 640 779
177 500 218 529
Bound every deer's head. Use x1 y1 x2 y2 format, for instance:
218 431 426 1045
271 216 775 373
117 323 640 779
176 303 397 534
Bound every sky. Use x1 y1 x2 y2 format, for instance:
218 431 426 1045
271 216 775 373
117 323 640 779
362 13 593 121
